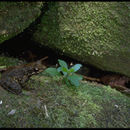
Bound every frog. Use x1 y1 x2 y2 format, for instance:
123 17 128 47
0 56 48 95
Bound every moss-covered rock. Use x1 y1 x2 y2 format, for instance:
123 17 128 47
0 57 129 128
0 71 129 128
0 1 44 44
0 56 25 67
32 2 130 77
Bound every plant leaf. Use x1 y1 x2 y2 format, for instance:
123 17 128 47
70 64 82 72
45 67 61 76
64 77 71 86
62 67 68 72
69 77 80 87
68 74 83 87
68 68 75 73
58 59 68 69
62 71 67 76
57 67 68 76
57 67 62 72
61 67 68 76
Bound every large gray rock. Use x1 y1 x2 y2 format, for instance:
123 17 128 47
0 2 44 44
31 2 130 77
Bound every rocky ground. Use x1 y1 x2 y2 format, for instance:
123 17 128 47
0 56 129 128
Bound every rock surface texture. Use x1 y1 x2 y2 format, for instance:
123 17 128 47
0 2 44 44
32 2 130 77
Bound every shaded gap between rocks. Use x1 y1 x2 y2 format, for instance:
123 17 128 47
0 34 130 89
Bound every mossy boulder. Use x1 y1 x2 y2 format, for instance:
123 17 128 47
0 56 129 128
0 70 129 128
0 1 44 44
31 2 130 77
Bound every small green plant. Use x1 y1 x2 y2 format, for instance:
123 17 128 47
45 59 83 87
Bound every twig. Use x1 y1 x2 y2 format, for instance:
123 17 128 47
40 56 48 61
82 75 100 82
44 105 49 118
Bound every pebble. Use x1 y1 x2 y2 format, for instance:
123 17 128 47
0 100 2 105
8 109 16 115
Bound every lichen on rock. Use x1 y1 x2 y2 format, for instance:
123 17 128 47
32 2 130 77
0 1 44 44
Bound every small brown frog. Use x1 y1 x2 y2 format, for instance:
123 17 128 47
0 56 48 95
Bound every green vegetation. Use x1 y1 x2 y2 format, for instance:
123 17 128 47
0 1 129 128
0 72 130 128
0 56 26 67
0 56 129 128
45 59 83 87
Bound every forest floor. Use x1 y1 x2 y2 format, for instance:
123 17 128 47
0 56 130 128
0 33 130 127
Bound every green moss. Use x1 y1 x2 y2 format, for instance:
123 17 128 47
0 1 44 44
0 56 26 67
0 57 129 128
0 68 129 128
32 2 130 77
